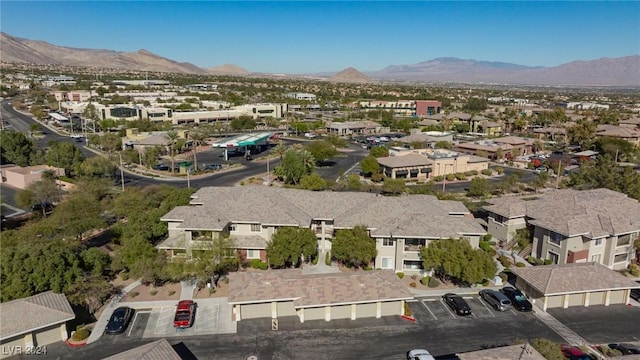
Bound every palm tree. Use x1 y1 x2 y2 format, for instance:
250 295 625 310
299 149 315 174
190 131 207 170
165 131 180 174
271 141 288 162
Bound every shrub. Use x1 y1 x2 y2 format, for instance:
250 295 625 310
371 172 384 182
516 262 526 268
404 302 412 317
499 272 509 282
208 287 216 295
482 279 490 286
433 175 444 182
428 277 440 288
120 271 129 281
409 282 417 288
251 259 268 270
71 328 90 341
481 169 493 176
325 252 331 266
455 173 466 180
420 276 430 285
495 167 505 174
239 181 245 186
445 174 456 181
529 338 564 360
468 170 479 176
498 255 511 268
479 240 492 252
168 290 176 296
364 266 373 271
628 264 640 277
149 288 158 296
129 291 139 298
312 256 318 265
396 272 404 279
544 259 553 265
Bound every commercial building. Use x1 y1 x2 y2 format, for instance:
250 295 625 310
0 292 75 358
286 92 316 101
42 75 76 87
379 148 489 181
510 262 639 310
484 188 640 270
455 136 536 160
356 100 442 117
0 165 65 190
228 269 413 323
158 187 486 274
325 121 388 136
52 91 91 102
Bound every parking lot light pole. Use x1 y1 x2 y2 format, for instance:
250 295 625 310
119 153 125 192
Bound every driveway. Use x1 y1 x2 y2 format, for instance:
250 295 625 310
547 304 640 344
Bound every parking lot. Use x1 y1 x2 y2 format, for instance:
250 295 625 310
413 295 532 322
548 304 640 344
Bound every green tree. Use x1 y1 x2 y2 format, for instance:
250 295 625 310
463 98 487 112
422 238 497 285
0 130 35 166
66 274 113 314
332 225 376 268
15 177 61 215
300 173 327 191
566 119 597 149
360 155 380 176
165 131 184 174
271 141 288 162
434 141 452 149
230 116 256 131
81 248 112 276
45 141 85 175
49 192 105 241
467 177 489 197
529 339 565 360
382 177 406 195
30 104 46 119
325 135 348 149
76 156 117 178
185 236 239 280
568 155 640 200
189 131 207 170
530 171 550 192
305 140 339 164
369 146 389 158
266 227 317 268
595 136 636 162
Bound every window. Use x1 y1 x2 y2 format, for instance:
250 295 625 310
246 249 260 259
548 251 559 264
616 234 631 247
591 254 601 263
229 224 237 232
382 238 393 247
381 257 394 269
251 223 261 232
614 253 628 263
549 232 563 246
594 238 603 247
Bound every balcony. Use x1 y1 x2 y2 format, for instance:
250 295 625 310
404 244 423 252
403 252 422 261
314 227 334 237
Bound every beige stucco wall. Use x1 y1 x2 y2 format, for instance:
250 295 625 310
381 301 402 316
356 303 377 318
239 303 272 320
33 325 63 346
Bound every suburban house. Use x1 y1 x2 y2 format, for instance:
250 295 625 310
484 188 640 270
0 291 75 358
533 126 567 141
325 121 388 136
158 187 486 274
228 269 413 323
510 262 639 310
0 165 65 190
596 124 640 147
380 148 489 181
396 131 454 147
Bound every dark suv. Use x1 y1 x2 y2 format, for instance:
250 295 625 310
500 286 533 312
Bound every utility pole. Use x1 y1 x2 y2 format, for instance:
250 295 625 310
119 153 125 192
556 160 562 189
187 167 191 188
266 155 270 185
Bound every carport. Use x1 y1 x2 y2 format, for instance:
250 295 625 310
510 262 640 311
210 132 275 160
228 269 413 323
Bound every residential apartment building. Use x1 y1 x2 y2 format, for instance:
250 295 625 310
483 188 640 270
158 187 486 274
356 100 442 117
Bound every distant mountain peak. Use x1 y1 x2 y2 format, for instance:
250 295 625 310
330 67 370 83
207 64 250 75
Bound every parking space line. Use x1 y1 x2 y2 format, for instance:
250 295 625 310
406 299 418 303
510 309 518 316
439 299 457 319
126 310 149 337
420 300 438 320
423 298 437 302
477 297 496 317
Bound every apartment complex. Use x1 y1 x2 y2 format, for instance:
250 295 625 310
158 187 486 274
356 100 442 117
484 188 640 270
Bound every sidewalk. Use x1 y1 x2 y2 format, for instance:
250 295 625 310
408 284 505 297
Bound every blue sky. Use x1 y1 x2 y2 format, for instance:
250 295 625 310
1 1 639 73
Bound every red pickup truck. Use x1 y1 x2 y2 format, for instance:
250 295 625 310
173 300 196 328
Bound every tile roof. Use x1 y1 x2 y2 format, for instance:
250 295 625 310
457 343 545 360
448 112 472 120
228 269 413 307
484 188 640 238
102 339 181 360
510 262 640 296
163 187 486 239
596 125 640 138
377 154 433 168
0 291 75 340
493 136 535 146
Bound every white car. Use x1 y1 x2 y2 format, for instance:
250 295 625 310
407 349 435 360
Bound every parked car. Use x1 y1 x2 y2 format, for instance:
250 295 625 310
407 349 435 360
608 343 640 355
105 306 134 335
442 293 472 316
561 344 594 360
479 289 512 311
174 300 197 328
155 164 170 171
202 164 222 171
630 284 640 301
500 286 533 312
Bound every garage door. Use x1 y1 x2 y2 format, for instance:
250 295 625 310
240 303 271 320
546 295 563 309
34 325 62 346
305 307 325 321
356 303 377 319
589 292 605 306
381 301 401 316
277 302 296 317
331 305 351 320
567 293 584 307
1 337 25 359
609 290 626 305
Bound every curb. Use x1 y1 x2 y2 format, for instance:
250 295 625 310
401 315 416 322
65 339 87 348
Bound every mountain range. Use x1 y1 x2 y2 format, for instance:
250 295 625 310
1 32 638 86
